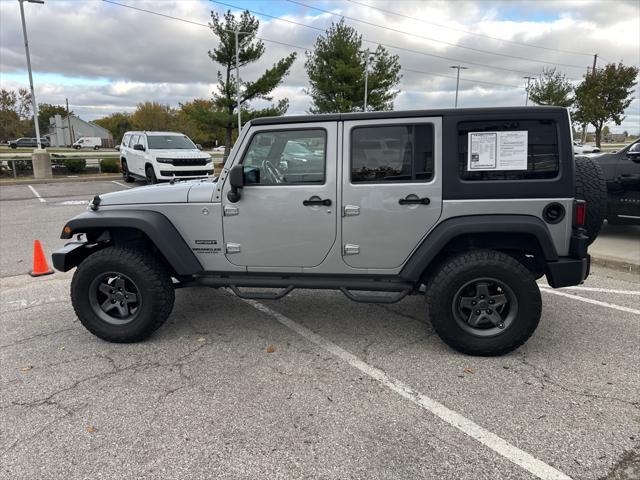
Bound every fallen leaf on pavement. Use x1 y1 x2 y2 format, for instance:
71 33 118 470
20 366 33 372
197 337 205 342
266 345 275 353
463 368 474 374
86 426 97 433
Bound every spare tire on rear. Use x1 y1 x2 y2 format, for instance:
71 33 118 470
574 156 607 244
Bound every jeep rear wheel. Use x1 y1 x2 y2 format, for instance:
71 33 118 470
71 247 174 342
426 250 541 356
574 156 607 244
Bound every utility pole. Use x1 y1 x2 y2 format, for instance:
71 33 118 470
523 76 535 106
227 28 250 134
450 65 469 108
65 98 73 146
18 0 45 149
581 53 598 143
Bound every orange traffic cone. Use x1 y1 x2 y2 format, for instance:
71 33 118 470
29 240 54 277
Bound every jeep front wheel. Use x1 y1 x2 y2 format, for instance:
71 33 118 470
71 247 175 342
426 250 541 356
121 160 134 183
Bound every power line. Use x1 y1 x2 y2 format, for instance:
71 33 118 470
345 0 594 58
287 0 589 70
211 0 553 78
102 0 524 91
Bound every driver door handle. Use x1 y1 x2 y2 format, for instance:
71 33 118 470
303 197 332 206
399 196 430 205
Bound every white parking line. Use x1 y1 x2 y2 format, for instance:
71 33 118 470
111 180 132 189
27 185 46 203
540 287 640 315
241 298 572 480
561 286 640 296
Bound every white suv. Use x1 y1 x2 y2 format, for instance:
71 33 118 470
119 131 213 184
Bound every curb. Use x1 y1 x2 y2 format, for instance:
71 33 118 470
0 175 121 186
590 254 639 275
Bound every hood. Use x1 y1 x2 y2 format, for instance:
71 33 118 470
99 180 201 206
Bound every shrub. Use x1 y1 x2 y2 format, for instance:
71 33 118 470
12 160 32 171
63 158 86 173
100 158 120 173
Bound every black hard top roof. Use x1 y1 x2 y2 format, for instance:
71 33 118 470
250 106 567 126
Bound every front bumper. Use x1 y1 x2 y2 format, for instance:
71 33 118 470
545 229 590 288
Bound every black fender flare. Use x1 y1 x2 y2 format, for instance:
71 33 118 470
399 215 559 282
59 209 203 275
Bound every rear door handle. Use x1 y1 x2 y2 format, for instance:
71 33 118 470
303 197 332 206
399 196 430 205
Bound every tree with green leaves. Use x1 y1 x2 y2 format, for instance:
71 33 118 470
0 89 21 142
528 67 574 108
305 19 401 113
94 112 133 143
208 10 296 158
573 62 639 148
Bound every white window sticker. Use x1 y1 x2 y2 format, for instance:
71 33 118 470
468 131 528 171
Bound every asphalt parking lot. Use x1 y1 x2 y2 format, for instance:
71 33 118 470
1 180 639 480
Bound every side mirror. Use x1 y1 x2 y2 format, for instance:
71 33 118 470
196 143 202 150
133 143 145 151
227 165 244 203
115 145 120 151
628 151 640 163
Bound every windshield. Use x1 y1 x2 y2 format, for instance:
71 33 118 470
147 135 196 150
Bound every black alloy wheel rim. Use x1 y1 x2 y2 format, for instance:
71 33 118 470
452 277 518 337
89 272 141 325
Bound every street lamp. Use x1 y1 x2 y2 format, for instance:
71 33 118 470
360 49 378 112
449 65 469 108
18 0 45 150
225 28 250 134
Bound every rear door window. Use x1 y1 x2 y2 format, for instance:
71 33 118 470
458 119 559 181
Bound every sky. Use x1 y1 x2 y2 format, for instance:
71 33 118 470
0 0 639 133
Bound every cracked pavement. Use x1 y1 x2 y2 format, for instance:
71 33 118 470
1 181 639 479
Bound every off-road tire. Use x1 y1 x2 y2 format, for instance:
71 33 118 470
426 250 542 356
121 160 134 183
146 165 157 185
71 247 174 342
575 156 607 244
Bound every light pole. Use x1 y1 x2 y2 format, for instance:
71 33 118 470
18 0 45 149
523 76 535 106
226 28 250 134
360 49 377 112
449 65 469 108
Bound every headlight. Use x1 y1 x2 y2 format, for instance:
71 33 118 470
205 157 213 163
156 157 173 164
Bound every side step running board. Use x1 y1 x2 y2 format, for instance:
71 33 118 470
227 285 294 300
339 287 410 304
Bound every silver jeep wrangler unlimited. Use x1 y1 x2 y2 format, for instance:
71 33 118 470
53 107 592 356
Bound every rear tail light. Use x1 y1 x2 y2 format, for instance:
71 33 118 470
574 200 587 226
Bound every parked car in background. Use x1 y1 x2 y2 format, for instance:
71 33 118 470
119 131 213 184
73 137 102 150
583 140 640 225
9 137 50 149
213 145 226 152
573 141 600 154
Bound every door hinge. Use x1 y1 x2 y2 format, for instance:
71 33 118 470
226 243 241 254
343 205 360 217
224 205 239 216
343 244 360 255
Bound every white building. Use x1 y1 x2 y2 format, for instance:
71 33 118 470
48 114 113 147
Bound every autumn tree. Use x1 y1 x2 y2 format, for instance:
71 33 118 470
37 103 70 134
208 10 296 158
94 112 133 143
305 20 401 113
574 62 639 147
131 102 176 131
528 67 574 108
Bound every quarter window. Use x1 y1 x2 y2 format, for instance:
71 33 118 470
241 129 326 185
351 124 435 183
458 119 560 181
